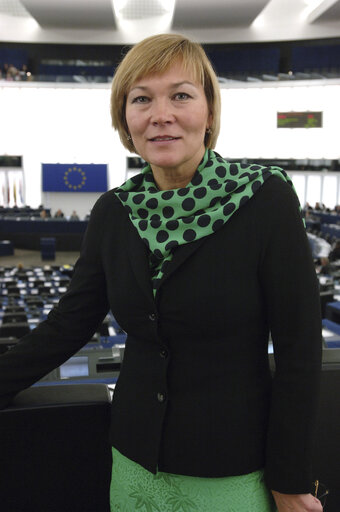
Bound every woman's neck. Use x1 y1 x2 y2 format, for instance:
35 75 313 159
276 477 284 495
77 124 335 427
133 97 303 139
150 148 206 191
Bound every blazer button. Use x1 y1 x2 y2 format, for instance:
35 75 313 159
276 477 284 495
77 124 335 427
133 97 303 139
149 313 156 321
160 349 168 358
157 392 166 403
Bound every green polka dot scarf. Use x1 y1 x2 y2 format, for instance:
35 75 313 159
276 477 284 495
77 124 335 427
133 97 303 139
115 149 301 295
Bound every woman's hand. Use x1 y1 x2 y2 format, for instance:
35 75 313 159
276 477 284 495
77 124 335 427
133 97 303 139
271 491 323 511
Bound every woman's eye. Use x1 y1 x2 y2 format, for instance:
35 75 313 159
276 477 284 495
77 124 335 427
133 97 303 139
132 96 149 104
174 92 190 100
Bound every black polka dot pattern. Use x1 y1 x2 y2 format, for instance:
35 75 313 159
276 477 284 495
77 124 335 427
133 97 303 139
156 230 169 243
139 220 148 231
193 187 207 199
191 173 203 186
212 219 224 232
215 166 227 178
182 198 196 211
137 208 148 219
161 190 174 200
197 214 211 227
183 229 196 241
115 150 299 296
163 206 175 218
133 193 145 204
146 198 158 209
225 180 238 193
239 195 250 207
182 215 195 224
150 218 162 228
223 203 236 216
229 164 239 176
177 188 189 197
166 220 179 230
165 240 179 251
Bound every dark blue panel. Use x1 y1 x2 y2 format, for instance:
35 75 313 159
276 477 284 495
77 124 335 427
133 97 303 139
206 47 280 75
291 45 340 72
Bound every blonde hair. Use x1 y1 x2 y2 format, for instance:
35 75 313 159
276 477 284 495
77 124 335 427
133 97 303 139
110 33 221 153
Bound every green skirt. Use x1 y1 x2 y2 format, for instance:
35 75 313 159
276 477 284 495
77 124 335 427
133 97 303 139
110 447 277 512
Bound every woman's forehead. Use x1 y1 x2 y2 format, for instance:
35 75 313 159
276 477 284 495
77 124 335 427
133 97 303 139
129 61 201 89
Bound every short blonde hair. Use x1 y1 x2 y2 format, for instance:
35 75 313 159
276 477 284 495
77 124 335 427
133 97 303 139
110 33 221 153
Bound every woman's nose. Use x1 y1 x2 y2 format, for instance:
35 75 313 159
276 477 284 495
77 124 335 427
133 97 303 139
150 99 175 125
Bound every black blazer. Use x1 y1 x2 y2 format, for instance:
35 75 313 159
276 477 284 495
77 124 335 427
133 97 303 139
0 176 322 494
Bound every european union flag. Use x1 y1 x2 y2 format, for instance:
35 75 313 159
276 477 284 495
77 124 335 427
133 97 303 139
42 164 108 193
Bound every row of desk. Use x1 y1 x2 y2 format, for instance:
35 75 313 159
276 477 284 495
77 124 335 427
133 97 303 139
0 218 87 251
0 264 126 385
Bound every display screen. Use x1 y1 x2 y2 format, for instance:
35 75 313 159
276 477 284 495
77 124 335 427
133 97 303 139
0 155 22 167
277 111 322 128
60 356 89 378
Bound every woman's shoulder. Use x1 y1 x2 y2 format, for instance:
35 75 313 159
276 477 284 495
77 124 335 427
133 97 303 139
248 173 304 234
252 173 300 210
91 188 124 212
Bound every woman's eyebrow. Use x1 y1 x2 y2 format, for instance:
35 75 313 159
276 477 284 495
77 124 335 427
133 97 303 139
129 81 197 94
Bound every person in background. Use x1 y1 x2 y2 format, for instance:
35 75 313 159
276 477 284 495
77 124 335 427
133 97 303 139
329 239 340 262
54 208 64 219
314 202 325 211
39 209 49 219
70 210 80 220
307 232 331 267
0 34 323 512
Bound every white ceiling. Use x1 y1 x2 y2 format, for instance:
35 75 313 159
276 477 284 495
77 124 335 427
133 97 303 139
0 0 340 44
172 0 269 29
20 0 117 29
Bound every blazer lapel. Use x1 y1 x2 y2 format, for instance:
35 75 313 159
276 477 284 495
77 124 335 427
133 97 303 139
125 207 208 301
127 217 154 305
157 236 207 291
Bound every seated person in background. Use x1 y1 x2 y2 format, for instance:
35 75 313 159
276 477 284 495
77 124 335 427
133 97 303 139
70 210 79 220
307 232 331 267
314 201 325 211
329 240 340 262
40 209 49 219
54 209 64 219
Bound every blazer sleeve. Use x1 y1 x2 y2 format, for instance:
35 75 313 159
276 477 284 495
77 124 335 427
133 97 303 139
0 194 110 409
258 177 322 493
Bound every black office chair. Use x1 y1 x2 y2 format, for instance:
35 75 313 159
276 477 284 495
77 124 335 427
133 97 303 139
3 280 18 288
0 384 112 512
0 322 31 338
25 297 45 308
4 305 26 313
0 337 18 354
7 285 21 294
2 312 28 324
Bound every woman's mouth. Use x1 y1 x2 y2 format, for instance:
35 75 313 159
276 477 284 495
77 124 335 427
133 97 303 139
149 136 180 142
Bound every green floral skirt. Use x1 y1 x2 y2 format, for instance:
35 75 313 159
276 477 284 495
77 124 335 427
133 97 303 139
110 447 277 512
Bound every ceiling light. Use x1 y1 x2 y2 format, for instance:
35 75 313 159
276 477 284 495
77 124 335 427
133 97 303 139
112 0 174 21
112 0 175 42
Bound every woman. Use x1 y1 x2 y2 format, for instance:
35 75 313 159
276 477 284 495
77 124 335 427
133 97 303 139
0 34 323 511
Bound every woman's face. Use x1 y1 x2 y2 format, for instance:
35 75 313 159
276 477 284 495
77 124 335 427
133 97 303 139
125 61 211 179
